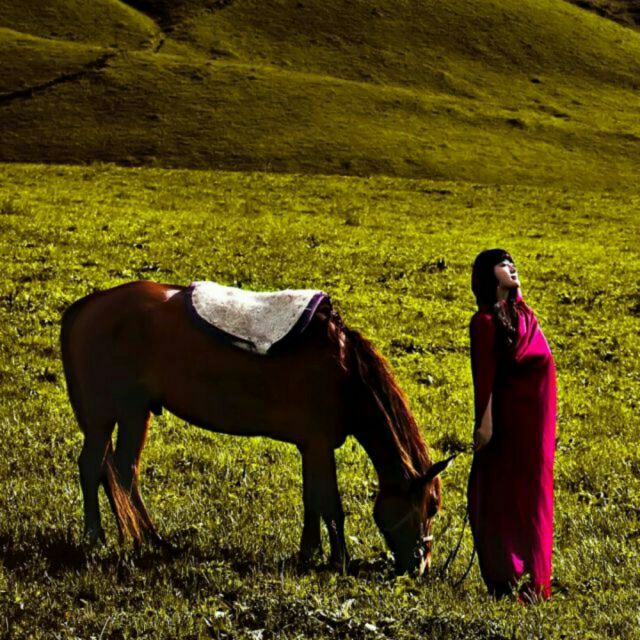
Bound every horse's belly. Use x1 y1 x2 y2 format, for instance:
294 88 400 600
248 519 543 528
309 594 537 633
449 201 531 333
148 294 347 447
157 362 345 447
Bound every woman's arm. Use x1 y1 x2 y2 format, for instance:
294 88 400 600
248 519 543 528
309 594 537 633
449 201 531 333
470 313 497 451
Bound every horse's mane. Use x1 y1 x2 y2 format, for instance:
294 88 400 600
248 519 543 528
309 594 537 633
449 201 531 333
341 324 432 479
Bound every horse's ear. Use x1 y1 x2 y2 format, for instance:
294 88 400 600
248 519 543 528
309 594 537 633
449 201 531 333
411 454 457 491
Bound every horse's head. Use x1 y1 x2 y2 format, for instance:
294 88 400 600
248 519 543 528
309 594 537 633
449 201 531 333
374 455 455 576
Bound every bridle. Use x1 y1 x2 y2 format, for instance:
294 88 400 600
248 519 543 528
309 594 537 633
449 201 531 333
383 503 474 581
379 451 476 583
380 503 434 544
382 504 422 534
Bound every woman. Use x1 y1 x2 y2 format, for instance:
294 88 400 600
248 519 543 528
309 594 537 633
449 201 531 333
467 248 556 601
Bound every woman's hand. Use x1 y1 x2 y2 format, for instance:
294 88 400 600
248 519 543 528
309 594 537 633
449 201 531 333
473 426 492 452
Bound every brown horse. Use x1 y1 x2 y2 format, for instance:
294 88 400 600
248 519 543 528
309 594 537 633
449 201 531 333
60 281 452 575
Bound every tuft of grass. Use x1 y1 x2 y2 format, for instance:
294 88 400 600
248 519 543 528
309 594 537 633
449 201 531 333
343 208 366 227
0 197 30 216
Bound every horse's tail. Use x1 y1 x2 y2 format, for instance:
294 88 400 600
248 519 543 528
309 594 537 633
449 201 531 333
104 455 143 543
342 325 431 478
60 292 143 544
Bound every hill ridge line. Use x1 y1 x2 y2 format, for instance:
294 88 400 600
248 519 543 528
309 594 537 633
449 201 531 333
0 52 116 107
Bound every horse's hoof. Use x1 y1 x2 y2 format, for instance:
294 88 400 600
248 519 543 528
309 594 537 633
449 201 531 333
156 537 179 557
140 529 177 557
82 528 106 548
297 548 323 570
296 555 313 572
328 555 350 575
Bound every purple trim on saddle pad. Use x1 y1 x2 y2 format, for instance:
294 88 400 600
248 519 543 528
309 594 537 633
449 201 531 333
271 291 330 352
185 283 331 355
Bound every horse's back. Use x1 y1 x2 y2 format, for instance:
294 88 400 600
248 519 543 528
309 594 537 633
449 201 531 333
61 281 350 447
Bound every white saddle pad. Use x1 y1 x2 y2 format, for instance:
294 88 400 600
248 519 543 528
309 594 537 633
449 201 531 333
188 281 329 354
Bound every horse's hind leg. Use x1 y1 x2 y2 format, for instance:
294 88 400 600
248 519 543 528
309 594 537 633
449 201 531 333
78 421 115 545
114 406 161 545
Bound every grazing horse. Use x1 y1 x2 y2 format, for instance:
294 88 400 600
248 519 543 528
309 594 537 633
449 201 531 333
60 281 451 575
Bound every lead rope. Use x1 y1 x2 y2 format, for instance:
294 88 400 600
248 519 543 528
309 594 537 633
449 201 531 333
439 508 476 586
439 446 477 587
453 541 475 588
451 510 475 588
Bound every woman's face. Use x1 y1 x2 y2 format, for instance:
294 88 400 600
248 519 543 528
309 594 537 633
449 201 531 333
494 258 520 290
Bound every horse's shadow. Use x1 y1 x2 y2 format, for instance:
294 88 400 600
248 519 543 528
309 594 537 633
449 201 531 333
161 535 396 580
0 531 172 577
0 531 90 575
0 530 395 580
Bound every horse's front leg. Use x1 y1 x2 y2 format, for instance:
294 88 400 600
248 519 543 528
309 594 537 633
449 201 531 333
299 445 348 572
299 445 322 564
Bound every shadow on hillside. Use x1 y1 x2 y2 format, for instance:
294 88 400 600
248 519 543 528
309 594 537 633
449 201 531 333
0 529 269 577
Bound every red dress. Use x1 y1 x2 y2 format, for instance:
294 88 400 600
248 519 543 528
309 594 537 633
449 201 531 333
467 293 556 599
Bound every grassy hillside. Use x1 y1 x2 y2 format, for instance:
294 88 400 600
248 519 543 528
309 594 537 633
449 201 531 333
3 46 640 187
0 163 639 638
1 0 640 185
156 0 640 87
0 0 158 48
0 28 106 94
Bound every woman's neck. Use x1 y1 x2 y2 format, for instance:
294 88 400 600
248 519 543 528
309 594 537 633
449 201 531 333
496 286 522 302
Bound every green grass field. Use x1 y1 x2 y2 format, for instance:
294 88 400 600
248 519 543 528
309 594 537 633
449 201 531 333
2 0 640 636
0 163 638 638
